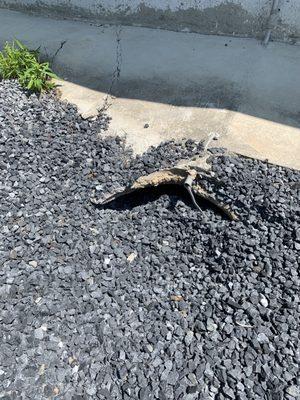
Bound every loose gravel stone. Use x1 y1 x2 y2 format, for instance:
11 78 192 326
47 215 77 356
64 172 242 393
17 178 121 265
0 80 299 399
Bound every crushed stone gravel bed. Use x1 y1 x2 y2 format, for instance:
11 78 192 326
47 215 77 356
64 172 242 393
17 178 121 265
0 80 300 400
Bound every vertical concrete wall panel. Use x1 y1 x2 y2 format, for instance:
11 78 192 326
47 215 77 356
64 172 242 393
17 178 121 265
0 0 299 41
275 0 300 41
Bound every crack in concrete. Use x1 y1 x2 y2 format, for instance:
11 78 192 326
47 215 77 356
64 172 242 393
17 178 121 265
42 39 67 66
99 25 122 112
51 39 67 65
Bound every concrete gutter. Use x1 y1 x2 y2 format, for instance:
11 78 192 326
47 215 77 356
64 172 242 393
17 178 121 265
0 9 300 170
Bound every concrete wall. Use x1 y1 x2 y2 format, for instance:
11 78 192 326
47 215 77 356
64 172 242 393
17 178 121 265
0 0 299 41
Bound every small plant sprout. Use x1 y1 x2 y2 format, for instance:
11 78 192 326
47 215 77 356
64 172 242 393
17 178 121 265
0 39 57 92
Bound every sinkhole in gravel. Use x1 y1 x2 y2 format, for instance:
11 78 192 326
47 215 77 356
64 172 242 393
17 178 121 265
96 184 229 220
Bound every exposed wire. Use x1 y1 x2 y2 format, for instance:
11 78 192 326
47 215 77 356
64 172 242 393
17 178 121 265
184 174 205 216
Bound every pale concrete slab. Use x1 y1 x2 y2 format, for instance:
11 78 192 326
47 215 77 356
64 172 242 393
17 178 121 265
219 113 300 169
57 80 300 170
57 80 232 153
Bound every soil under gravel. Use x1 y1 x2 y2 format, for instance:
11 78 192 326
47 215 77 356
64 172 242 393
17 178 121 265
0 80 300 400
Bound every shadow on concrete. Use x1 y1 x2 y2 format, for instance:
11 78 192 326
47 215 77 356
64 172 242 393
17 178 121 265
52 54 300 130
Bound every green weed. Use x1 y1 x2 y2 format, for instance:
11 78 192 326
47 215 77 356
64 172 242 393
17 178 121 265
0 39 57 92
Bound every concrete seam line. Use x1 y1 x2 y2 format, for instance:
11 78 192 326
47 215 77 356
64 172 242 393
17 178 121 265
263 0 281 46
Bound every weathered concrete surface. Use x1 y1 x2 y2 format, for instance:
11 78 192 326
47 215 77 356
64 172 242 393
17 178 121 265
1 0 300 42
57 79 233 153
57 80 300 170
0 9 299 169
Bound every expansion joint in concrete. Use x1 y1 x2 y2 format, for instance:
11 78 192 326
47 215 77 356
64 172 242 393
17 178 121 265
263 0 281 46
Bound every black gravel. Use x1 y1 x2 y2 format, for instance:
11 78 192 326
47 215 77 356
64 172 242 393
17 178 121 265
0 80 300 400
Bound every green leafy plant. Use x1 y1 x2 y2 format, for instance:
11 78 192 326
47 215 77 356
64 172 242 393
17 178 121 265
0 39 57 92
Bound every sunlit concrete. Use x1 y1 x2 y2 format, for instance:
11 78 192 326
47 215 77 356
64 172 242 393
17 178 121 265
57 80 300 170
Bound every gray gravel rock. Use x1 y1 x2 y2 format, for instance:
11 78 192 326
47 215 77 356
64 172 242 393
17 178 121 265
0 80 299 399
